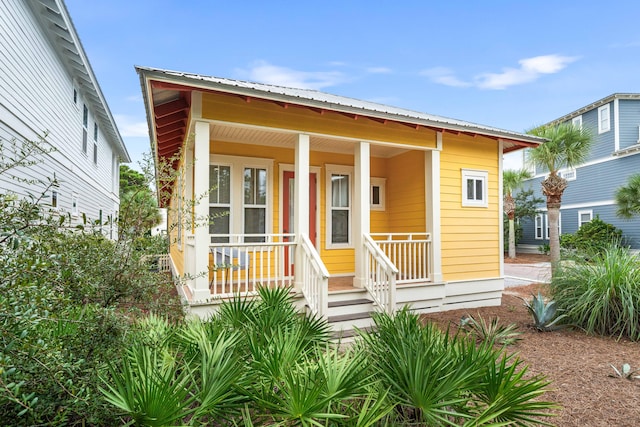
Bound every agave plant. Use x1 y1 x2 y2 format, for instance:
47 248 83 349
609 363 640 380
523 292 568 331
460 313 522 346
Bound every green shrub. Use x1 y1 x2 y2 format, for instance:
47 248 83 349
560 217 623 256
551 244 640 341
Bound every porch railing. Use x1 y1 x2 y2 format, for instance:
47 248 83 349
185 234 196 281
209 234 295 297
299 234 329 318
370 232 431 284
363 234 398 314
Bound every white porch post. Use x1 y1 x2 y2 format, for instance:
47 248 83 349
425 132 443 282
353 141 370 288
191 121 211 300
294 134 310 290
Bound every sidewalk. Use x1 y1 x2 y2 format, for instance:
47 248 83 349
504 262 551 288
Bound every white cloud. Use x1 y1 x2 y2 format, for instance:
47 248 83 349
475 55 579 90
424 55 579 90
114 114 149 137
242 60 347 90
420 67 471 88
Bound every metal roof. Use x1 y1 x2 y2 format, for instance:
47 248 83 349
136 66 545 147
28 0 130 162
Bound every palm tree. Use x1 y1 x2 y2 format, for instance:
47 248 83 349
503 169 533 259
615 173 640 219
527 123 592 267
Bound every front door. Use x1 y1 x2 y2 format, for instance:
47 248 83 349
282 171 317 275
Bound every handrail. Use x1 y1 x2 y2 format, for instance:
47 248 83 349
363 234 398 314
299 234 329 318
370 232 431 283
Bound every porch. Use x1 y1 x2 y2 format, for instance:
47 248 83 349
181 231 434 318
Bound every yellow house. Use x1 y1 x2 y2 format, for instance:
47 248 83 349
137 66 543 326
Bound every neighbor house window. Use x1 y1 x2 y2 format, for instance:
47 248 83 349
51 189 58 209
73 87 78 105
243 167 267 242
93 123 98 164
559 168 576 181
578 210 592 228
571 115 582 130
209 164 231 242
71 194 78 216
326 165 352 247
535 214 543 240
598 104 610 133
82 104 88 153
370 177 386 211
461 169 488 207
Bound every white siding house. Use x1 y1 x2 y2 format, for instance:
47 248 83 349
0 0 129 235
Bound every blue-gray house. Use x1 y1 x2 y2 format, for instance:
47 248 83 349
517 93 640 252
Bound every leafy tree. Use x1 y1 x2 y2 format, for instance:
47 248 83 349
503 188 543 251
118 163 161 240
615 173 640 219
503 169 533 259
527 123 592 269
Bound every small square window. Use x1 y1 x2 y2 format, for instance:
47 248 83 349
578 210 592 228
598 104 610 133
461 169 488 207
571 115 582 130
370 177 386 211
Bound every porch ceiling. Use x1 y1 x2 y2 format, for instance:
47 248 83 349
211 123 409 158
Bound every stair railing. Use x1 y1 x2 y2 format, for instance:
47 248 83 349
299 234 329 318
363 234 398 314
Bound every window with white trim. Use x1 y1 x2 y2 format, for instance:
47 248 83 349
571 115 582 130
326 165 352 247
93 123 99 164
462 169 488 207
559 168 576 181
598 104 610 133
535 214 543 240
243 167 267 242
208 156 273 243
71 193 78 216
209 164 231 243
578 210 592 228
73 87 78 105
50 189 58 209
370 177 386 211
82 104 88 153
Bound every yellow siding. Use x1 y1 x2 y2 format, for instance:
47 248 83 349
439 134 500 281
387 151 426 233
202 92 438 149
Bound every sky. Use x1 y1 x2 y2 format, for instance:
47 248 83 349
65 0 640 171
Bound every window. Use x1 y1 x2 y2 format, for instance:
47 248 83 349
571 115 582 130
559 168 576 181
461 169 488 207
535 214 543 240
73 87 78 105
51 189 58 209
370 177 386 211
93 123 98 164
598 104 610 133
82 104 88 153
209 165 231 242
243 167 267 242
578 210 592 228
326 165 352 247
71 194 78 216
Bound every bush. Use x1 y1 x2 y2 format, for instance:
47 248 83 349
551 244 640 341
560 217 623 256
